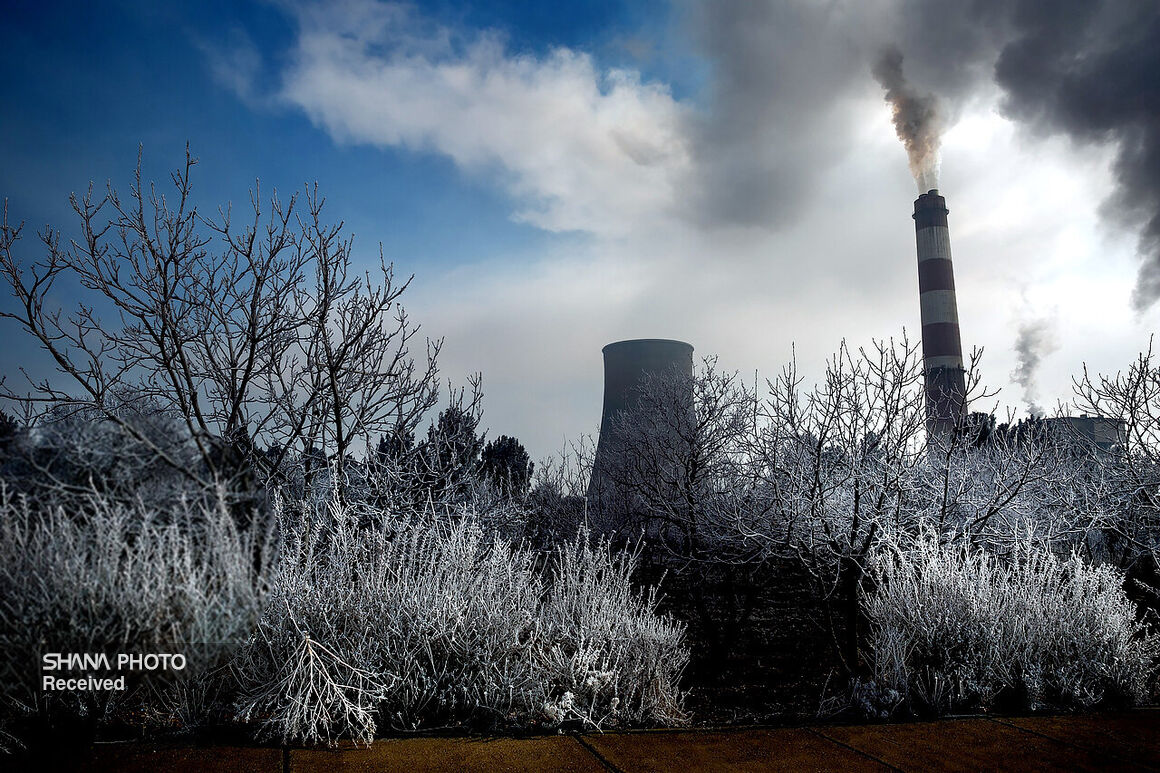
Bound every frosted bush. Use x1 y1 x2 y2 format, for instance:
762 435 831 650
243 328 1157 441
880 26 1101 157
538 538 688 729
0 485 687 747
235 496 687 744
0 487 264 730
864 529 1159 716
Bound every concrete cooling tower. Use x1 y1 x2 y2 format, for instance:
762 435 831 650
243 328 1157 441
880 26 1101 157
914 190 967 436
587 338 694 503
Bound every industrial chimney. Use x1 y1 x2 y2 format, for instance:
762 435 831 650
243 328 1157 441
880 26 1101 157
587 338 694 506
914 190 966 436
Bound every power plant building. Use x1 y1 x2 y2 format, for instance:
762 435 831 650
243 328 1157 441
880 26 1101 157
1044 415 1126 454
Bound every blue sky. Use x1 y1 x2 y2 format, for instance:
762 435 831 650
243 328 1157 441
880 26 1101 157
3 0 1158 461
1 1 557 267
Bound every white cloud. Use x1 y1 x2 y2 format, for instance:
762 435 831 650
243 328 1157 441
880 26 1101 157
281 2 691 238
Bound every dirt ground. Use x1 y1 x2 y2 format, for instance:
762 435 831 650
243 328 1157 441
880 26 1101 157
11 709 1158 772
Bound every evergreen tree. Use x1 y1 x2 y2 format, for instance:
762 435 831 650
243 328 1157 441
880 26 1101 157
481 435 534 497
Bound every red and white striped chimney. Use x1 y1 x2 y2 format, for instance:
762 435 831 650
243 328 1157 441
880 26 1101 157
913 189 966 436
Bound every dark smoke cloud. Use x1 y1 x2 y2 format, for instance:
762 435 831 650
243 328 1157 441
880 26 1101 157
883 0 1160 309
1011 318 1059 416
985 1 1160 311
682 0 868 229
872 46 942 192
683 1 1160 309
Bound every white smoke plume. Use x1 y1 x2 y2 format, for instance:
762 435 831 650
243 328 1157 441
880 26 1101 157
1011 318 1060 417
872 46 943 192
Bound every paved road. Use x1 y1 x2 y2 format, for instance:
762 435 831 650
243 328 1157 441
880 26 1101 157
12 709 1159 771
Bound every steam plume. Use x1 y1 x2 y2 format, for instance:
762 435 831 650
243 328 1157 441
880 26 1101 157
873 46 942 192
1011 319 1059 417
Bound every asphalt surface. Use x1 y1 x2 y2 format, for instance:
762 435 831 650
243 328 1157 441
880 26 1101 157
10 709 1159 771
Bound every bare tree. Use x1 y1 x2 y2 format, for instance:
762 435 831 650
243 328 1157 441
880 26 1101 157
754 337 1121 670
522 434 596 548
587 357 774 677
357 376 486 519
596 356 760 557
750 336 928 670
1073 341 1160 567
0 148 440 502
925 425 1119 558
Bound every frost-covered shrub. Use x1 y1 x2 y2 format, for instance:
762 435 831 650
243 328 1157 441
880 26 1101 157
0 488 263 731
235 497 687 744
0 486 686 747
864 530 1159 716
539 538 688 729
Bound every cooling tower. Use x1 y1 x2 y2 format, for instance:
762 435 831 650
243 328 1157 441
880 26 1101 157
914 190 966 436
587 338 694 503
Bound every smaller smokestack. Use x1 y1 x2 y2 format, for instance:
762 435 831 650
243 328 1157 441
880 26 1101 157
914 190 966 436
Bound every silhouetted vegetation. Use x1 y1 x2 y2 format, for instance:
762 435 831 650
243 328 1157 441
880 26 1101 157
481 435 534 498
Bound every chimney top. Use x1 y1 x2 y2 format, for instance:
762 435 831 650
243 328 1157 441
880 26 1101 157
913 190 949 219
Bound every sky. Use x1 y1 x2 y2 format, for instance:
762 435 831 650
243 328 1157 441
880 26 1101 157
1 0 1158 463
